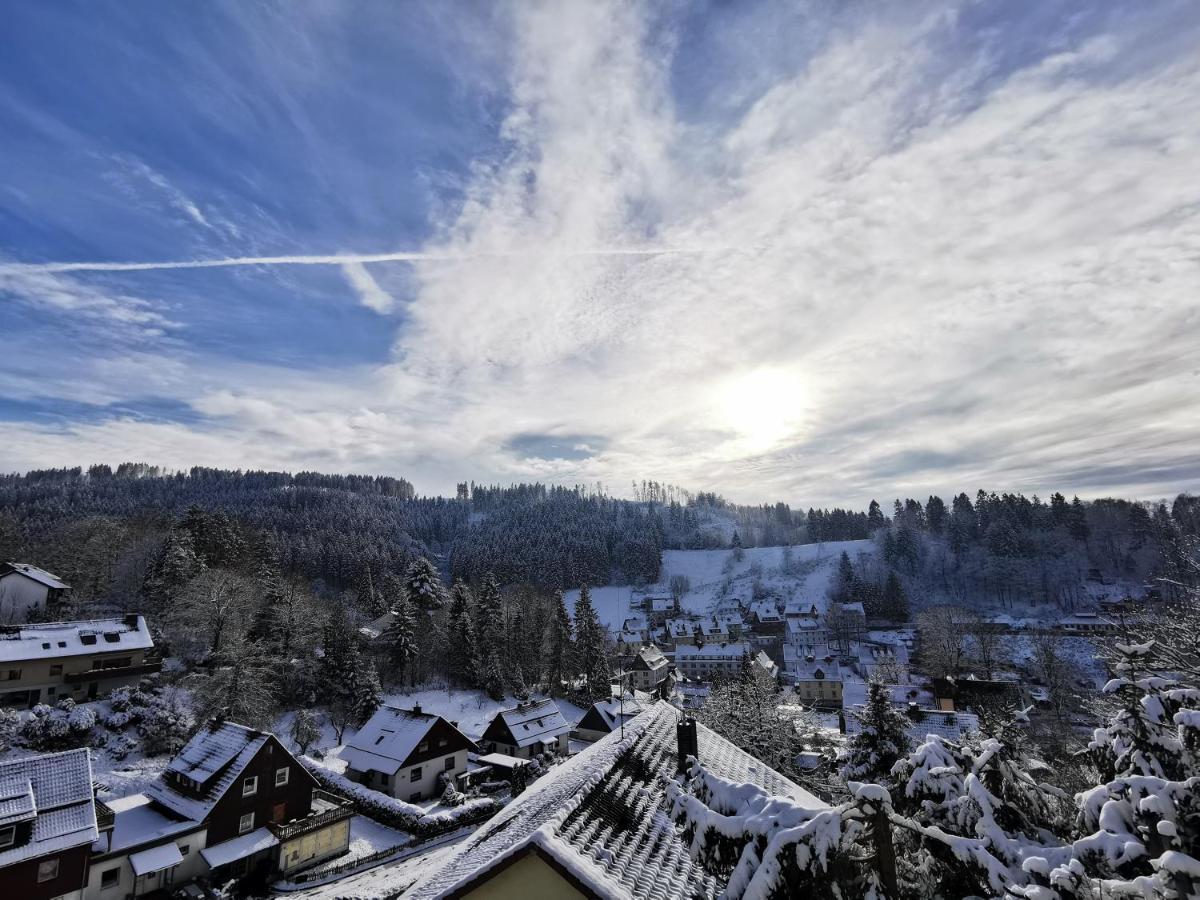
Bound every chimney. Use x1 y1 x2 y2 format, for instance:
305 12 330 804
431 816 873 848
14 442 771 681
123 613 140 628
413 703 422 715
676 716 698 774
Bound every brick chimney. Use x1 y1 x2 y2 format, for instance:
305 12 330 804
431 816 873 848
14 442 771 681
676 716 698 774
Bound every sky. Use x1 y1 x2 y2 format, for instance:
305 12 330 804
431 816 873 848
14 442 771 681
1 0 1198 508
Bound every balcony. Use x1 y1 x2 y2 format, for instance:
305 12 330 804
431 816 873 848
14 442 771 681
95 798 115 832
63 660 163 684
266 790 354 842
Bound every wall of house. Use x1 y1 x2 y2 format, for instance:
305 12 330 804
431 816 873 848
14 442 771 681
0 842 90 900
206 738 314 846
278 818 351 874
0 646 152 708
0 577 48 623
386 747 469 802
84 828 208 900
794 679 843 704
461 850 589 900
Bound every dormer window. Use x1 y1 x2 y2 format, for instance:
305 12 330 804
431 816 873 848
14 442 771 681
242 776 258 797
80 634 97 646
0 826 13 848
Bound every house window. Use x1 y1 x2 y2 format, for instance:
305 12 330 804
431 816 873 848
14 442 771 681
49 664 62 676
5 670 19 681
238 812 255 834
242 775 258 796
0 825 13 848
101 867 120 888
275 766 289 786
180 845 189 856
410 766 422 783
37 857 59 882
444 756 455 771
417 741 428 753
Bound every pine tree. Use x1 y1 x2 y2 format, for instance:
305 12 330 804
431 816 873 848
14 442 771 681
1067 495 1090 542
545 590 573 696
574 585 610 701
474 573 503 664
881 571 909 621
867 499 887 531
840 679 911 784
482 647 505 701
446 580 479 688
404 556 445 610
352 659 382 726
380 598 417 684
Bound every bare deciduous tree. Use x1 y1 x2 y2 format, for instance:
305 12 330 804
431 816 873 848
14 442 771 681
917 605 971 678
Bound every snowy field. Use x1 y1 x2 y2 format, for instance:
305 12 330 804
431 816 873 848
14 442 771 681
565 539 874 628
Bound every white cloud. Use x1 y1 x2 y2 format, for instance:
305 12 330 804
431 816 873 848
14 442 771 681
340 261 396 314
4 2 1200 506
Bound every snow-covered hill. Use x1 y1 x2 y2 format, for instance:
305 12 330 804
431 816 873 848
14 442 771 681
565 539 875 629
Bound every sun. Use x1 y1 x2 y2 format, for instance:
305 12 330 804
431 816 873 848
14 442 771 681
717 367 808 451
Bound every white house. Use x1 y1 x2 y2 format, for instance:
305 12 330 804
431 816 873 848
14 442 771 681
342 705 477 803
85 794 209 900
480 699 570 759
625 644 669 692
0 563 69 623
673 642 755 681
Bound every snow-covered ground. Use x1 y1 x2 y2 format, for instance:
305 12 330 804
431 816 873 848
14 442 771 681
565 539 874 628
344 815 410 861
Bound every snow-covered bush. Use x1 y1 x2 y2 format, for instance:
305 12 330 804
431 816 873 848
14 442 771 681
0 707 20 752
20 699 98 751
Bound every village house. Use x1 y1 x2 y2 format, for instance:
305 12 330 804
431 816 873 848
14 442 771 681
84 793 207 900
342 704 476 803
785 613 828 651
672 642 756 681
625 644 669 692
573 694 650 742
783 651 844 708
641 595 677 625
404 702 825 900
480 699 570 759
145 720 352 886
620 616 650 643
0 615 159 709
1056 612 1118 635
665 617 697 647
698 619 729 642
0 563 70 623
0 748 99 900
713 611 744 639
749 601 784 634
751 649 780 682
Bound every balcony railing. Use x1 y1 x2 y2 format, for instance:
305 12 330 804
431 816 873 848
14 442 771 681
63 661 163 684
266 790 354 842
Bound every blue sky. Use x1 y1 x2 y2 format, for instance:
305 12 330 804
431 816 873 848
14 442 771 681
1 1 1198 506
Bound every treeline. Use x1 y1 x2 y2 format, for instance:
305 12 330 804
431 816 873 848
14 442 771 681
864 490 1200 610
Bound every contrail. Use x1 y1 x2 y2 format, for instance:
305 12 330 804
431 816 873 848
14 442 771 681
0 246 704 276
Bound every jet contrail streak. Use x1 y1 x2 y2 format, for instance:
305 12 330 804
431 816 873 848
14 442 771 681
0 246 705 276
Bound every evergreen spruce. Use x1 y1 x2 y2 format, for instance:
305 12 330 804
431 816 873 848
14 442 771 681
546 590 573 696
380 598 417 684
840 679 911 783
404 556 446 609
446 580 479 687
574 585 610 701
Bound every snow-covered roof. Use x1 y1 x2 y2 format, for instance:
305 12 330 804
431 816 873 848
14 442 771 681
838 601 866 615
405 702 826 900
750 601 782 622
475 752 527 770
646 596 675 611
786 616 824 633
699 620 728 636
358 610 394 640
715 611 744 627
846 707 981 742
129 842 184 876
148 721 272 822
587 696 650 731
0 748 98 867
675 642 753 658
343 706 463 776
630 645 667 670
200 826 278 868
0 562 69 590
96 793 201 855
487 699 570 749
0 615 153 663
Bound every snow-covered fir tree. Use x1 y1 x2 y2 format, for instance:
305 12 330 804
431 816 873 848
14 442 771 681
840 678 911 784
446 579 479 687
545 590 573 696
573 585 610 701
482 647 505 702
380 597 417 683
404 555 445 609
